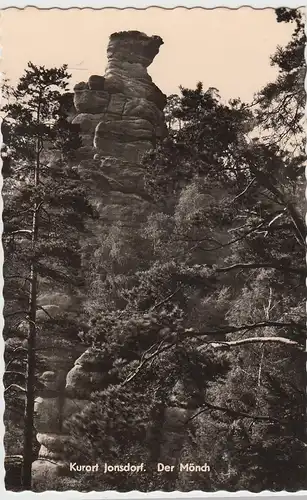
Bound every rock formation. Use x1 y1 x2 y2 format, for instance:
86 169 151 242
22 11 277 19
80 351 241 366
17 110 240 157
73 30 167 160
31 30 167 490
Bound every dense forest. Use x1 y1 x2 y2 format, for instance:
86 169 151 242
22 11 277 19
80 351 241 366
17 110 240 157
3 8 306 492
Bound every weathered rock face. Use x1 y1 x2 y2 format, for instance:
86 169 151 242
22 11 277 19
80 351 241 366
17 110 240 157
73 31 167 162
32 31 169 491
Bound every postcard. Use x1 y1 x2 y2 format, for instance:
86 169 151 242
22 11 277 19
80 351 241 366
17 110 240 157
1 3 306 494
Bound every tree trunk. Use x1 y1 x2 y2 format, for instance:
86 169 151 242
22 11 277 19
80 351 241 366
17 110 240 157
22 112 41 489
21 262 37 490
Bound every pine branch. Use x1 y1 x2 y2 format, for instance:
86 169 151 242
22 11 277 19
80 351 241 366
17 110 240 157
190 321 305 342
186 400 285 424
5 275 32 283
7 229 33 236
181 216 285 254
215 262 306 276
247 157 306 245
122 322 304 386
4 310 28 318
4 384 26 393
198 336 302 350
4 371 26 378
5 352 27 370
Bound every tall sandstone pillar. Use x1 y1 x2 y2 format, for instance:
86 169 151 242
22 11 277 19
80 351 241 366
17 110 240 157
66 30 168 444
32 31 167 490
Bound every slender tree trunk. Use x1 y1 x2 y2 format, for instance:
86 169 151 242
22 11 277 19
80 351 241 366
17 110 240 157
22 204 39 489
22 107 41 489
22 261 38 489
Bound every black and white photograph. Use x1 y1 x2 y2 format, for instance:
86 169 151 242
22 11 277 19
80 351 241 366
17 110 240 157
1 5 306 492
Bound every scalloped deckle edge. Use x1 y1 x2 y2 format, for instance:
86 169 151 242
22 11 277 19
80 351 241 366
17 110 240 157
1 3 307 498
0 1 305 11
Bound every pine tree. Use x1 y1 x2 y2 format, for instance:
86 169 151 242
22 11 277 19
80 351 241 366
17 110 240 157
3 62 95 489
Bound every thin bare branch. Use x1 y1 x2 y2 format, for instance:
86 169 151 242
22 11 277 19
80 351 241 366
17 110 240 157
151 285 185 311
121 341 176 386
36 305 54 320
231 178 256 202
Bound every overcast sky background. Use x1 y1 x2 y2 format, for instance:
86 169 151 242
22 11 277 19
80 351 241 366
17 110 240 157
1 7 295 103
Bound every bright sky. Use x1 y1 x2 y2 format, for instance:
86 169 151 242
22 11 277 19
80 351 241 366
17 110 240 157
1 7 295 103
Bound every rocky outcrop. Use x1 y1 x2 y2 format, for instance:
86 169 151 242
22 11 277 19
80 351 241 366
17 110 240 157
73 31 167 163
32 30 169 490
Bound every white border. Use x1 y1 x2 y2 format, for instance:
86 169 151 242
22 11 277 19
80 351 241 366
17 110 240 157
1 1 306 499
